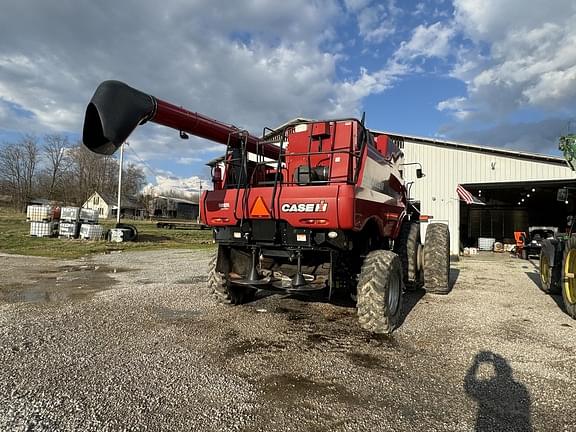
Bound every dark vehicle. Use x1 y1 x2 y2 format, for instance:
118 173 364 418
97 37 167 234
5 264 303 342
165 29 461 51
522 227 556 258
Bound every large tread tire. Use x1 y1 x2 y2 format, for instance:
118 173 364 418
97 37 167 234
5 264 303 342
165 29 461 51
561 237 576 319
539 247 561 294
423 223 451 294
394 221 422 290
208 251 255 305
357 250 403 334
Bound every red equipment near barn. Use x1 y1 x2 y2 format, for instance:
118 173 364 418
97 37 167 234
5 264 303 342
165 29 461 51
82 80 451 334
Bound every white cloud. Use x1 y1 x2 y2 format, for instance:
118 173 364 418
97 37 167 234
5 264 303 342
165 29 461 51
413 2 426 16
436 97 470 120
329 62 409 116
439 0 576 120
143 175 212 200
0 1 354 157
1 0 425 172
395 22 455 60
345 0 400 43
344 0 373 12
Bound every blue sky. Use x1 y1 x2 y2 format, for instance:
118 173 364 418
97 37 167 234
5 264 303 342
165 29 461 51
1 0 575 194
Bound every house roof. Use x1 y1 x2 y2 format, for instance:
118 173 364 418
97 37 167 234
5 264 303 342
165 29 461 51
87 191 140 208
155 195 198 205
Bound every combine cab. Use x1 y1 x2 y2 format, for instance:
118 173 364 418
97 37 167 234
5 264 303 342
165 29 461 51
82 80 451 333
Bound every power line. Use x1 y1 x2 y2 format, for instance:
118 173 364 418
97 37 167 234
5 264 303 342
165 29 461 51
127 145 208 191
126 145 162 178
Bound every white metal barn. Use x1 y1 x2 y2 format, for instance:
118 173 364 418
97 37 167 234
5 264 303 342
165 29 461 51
392 133 576 256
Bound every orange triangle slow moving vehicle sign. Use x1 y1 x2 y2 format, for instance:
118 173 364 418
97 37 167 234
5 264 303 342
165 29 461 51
250 196 271 218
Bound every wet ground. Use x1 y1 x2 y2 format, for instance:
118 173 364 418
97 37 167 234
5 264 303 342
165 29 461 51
0 250 574 431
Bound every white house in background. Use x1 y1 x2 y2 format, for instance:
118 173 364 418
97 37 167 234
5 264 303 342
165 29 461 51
82 191 141 219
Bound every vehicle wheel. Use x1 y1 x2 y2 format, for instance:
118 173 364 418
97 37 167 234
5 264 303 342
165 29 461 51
357 250 403 334
539 249 561 294
561 237 576 319
394 221 423 290
208 251 255 305
423 223 451 294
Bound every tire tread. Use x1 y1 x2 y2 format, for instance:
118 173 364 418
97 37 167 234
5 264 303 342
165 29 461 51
357 250 403 334
423 223 451 294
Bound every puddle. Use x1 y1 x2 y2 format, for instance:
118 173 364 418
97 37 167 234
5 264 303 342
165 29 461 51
274 306 309 322
224 338 287 359
347 352 386 369
259 373 364 406
0 264 125 304
362 333 399 348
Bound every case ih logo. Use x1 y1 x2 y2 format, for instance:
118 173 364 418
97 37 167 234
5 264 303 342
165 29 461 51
281 201 328 213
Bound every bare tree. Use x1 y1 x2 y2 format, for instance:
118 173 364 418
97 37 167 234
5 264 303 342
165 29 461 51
0 137 147 209
42 134 71 200
122 162 146 198
65 142 146 206
0 135 39 210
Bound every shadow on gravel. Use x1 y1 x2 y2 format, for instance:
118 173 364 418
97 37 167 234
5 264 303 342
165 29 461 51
524 271 540 289
450 268 460 290
524 272 567 316
397 289 425 328
464 351 532 432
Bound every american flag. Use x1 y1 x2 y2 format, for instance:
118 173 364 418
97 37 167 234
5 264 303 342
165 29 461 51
457 184 485 205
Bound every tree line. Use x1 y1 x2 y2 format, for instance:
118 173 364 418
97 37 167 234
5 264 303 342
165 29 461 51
0 135 146 211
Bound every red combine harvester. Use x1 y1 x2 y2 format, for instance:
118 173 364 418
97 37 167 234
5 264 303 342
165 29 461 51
82 80 450 333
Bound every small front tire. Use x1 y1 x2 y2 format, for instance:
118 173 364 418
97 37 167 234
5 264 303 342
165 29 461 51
423 223 451 294
539 248 561 294
394 221 423 290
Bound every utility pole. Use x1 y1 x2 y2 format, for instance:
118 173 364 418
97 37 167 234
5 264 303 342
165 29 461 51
198 179 202 223
116 142 125 225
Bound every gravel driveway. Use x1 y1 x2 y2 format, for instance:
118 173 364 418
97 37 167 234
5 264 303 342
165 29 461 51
0 249 574 431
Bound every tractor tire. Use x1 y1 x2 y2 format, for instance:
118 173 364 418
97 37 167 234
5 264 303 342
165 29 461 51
208 251 255 305
539 248 561 294
394 221 422 290
423 223 451 294
357 250 403 334
561 237 576 319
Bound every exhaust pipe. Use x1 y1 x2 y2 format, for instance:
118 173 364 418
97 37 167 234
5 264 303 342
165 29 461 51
82 80 280 160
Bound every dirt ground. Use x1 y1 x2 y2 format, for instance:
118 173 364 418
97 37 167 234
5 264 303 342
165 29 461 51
0 249 574 431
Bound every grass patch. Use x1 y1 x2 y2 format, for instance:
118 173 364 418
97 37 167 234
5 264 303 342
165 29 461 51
0 208 215 259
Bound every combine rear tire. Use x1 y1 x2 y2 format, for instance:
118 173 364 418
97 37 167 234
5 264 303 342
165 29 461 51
423 223 451 294
394 221 423 290
539 248 561 294
357 250 403 334
561 237 576 319
208 251 255 305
